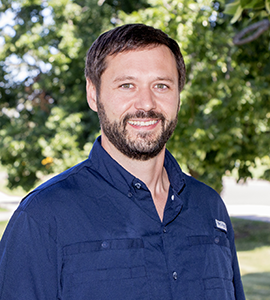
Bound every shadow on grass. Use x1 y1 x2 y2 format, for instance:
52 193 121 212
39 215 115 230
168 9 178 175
241 272 270 300
231 218 270 251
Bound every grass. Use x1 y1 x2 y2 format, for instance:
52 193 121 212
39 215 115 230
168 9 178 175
241 272 270 300
232 218 270 251
231 218 270 300
0 221 8 239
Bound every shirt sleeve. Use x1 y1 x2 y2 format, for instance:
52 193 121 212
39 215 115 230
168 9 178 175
0 210 59 300
231 238 246 299
225 215 246 300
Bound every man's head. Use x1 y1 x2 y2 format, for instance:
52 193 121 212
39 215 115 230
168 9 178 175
85 24 186 161
85 23 186 95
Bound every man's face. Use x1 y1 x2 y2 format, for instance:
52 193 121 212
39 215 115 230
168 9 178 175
88 45 180 160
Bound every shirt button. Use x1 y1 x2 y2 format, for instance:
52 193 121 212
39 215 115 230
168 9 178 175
172 271 178 280
101 241 109 249
128 192 133 198
163 227 167 233
135 183 141 189
171 195 175 201
214 237 220 244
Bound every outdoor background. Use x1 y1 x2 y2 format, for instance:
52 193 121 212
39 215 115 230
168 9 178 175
0 0 270 299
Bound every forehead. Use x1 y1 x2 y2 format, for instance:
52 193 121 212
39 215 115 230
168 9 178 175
103 45 178 79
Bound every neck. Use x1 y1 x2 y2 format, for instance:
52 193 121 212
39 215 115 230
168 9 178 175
101 135 170 221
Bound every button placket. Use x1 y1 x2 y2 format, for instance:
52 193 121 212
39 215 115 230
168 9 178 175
214 236 220 244
172 271 178 280
134 183 141 189
101 241 109 249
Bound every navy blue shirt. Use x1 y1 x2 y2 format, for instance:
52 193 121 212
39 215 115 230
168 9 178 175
0 137 245 299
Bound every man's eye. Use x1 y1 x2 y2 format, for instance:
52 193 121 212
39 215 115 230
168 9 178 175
155 84 168 89
120 83 133 89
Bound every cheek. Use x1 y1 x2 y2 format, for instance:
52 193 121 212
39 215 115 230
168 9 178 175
159 101 179 118
100 100 131 121
109 99 135 119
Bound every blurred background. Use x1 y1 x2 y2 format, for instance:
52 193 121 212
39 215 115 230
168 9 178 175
0 0 270 298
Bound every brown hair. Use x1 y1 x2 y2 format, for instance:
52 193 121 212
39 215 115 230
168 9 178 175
85 23 186 93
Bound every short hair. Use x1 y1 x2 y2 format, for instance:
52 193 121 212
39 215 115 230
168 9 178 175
85 24 186 93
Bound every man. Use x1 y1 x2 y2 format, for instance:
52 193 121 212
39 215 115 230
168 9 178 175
0 24 245 299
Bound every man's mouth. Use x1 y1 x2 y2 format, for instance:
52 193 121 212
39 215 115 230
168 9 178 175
127 120 159 127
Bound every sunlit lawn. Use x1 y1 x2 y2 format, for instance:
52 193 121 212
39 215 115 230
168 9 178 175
0 221 8 238
231 218 270 300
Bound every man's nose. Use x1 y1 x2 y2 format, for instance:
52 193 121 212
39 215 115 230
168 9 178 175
134 87 157 112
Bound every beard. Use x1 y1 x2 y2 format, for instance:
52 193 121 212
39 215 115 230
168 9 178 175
96 100 178 161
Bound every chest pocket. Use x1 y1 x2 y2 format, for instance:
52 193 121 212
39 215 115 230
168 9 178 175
183 233 235 299
187 233 232 277
61 238 150 300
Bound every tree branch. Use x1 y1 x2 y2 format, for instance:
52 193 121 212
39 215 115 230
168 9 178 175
233 19 270 45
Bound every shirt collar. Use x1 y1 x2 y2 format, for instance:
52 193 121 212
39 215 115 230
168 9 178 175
88 136 186 195
164 149 186 195
88 136 135 196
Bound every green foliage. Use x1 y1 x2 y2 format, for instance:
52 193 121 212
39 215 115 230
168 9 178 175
0 0 148 191
0 0 269 193
119 0 270 192
224 0 269 24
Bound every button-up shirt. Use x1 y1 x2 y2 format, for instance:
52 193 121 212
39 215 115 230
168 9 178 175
0 136 245 299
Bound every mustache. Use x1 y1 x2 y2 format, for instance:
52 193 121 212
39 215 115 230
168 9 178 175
123 111 165 126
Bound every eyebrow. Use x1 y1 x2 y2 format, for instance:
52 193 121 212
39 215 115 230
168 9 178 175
155 77 176 84
113 76 137 83
113 76 176 84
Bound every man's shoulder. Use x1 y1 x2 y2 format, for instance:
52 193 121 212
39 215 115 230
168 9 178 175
182 173 224 205
182 173 230 218
183 173 218 194
20 158 94 211
6 158 103 242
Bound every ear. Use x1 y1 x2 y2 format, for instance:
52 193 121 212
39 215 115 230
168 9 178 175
86 78 98 112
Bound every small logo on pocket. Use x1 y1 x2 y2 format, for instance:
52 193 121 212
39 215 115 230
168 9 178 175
215 219 227 232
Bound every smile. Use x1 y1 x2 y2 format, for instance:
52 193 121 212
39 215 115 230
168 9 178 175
128 120 158 127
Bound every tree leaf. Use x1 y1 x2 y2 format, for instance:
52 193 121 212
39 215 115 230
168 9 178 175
241 0 261 8
265 0 270 13
231 5 244 23
224 0 241 15
253 0 267 9
240 0 254 8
